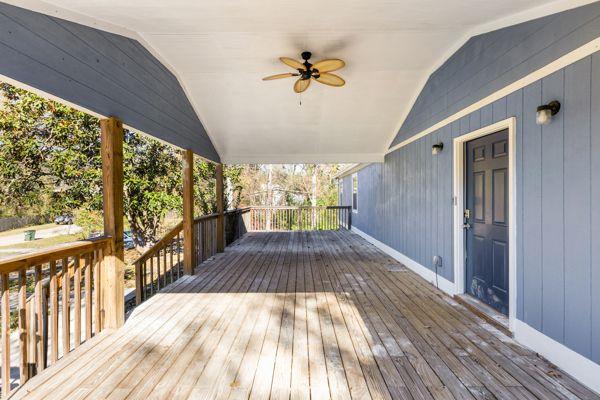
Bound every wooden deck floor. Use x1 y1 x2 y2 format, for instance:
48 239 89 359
11 230 599 400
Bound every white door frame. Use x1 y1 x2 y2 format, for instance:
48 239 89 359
452 117 517 332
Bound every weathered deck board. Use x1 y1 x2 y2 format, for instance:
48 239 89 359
10 231 600 400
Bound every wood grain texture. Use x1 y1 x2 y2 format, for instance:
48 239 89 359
100 117 125 329
9 231 599 400
182 150 194 275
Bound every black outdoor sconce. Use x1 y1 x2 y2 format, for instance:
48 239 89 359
432 142 444 155
536 100 561 125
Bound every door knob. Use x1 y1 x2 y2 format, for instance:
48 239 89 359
463 223 471 230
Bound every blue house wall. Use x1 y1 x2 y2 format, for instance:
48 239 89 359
0 2 219 162
341 2 600 374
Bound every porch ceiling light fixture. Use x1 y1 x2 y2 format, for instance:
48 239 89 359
536 100 560 125
432 142 444 155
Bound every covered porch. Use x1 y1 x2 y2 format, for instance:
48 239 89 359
11 230 598 400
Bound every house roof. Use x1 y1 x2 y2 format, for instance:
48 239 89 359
2 0 594 163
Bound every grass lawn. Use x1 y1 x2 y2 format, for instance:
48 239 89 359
0 222 58 237
0 233 81 250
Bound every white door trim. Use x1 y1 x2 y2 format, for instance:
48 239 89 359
453 117 517 332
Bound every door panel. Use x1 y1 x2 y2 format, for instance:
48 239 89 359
465 129 509 315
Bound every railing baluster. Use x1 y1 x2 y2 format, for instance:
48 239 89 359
18 269 29 382
170 240 175 285
177 233 182 279
163 246 168 288
49 261 58 364
34 264 45 371
1 273 10 398
149 257 154 296
94 248 102 335
73 255 81 349
62 257 71 356
135 262 143 306
84 254 92 341
142 261 147 301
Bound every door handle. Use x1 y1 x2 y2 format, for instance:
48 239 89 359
463 223 471 230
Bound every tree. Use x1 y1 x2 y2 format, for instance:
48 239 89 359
0 83 185 248
123 132 182 247
193 159 243 215
237 164 342 208
0 83 102 216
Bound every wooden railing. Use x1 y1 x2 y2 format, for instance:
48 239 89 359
0 237 111 397
224 208 250 246
133 206 346 306
133 208 251 305
248 206 351 231
193 214 218 266
133 223 184 305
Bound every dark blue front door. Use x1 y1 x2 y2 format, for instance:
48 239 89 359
465 129 509 315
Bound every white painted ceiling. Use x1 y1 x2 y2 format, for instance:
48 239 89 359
9 0 589 163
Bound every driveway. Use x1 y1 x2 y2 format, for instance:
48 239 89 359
0 224 82 246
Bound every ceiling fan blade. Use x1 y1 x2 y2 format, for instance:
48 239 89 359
280 57 306 70
314 72 345 87
312 59 345 73
294 78 311 93
262 73 298 81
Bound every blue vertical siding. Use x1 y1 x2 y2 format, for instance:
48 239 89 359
522 81 543 331
0 3 219 161
390 1 600 148
345 53 600 363
540 69 565 343
563 58 592 357
591 52 600 364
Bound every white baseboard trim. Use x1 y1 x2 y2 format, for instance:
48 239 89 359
514 320 600 395
351 226 457 296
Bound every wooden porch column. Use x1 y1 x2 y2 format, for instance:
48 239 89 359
216 163 224 253
183 150 195 275
100 117 125 329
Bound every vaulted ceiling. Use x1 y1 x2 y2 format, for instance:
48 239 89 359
4 0 592 163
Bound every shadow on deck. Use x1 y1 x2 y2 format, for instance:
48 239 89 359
10 231 600 400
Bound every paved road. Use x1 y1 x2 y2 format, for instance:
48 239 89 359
0 225 82 246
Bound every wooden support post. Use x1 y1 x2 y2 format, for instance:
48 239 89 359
183 150 195 274
100 117 125 329
216 163 224 253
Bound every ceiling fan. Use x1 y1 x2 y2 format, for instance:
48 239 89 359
262 51 346 93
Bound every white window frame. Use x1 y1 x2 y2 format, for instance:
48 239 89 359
352 173 358 213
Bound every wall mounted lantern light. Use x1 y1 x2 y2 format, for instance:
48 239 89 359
536 100 561 125
432 142 444 155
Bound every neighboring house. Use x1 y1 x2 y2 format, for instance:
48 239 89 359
339 2 600 390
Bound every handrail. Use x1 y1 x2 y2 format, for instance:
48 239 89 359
133 224 184 305
133 209 251 306
0 237 111 274
193 213 219 222
247 206 351 231
249 205 348 209
135 222 183 265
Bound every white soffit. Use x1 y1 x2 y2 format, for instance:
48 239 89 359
6 0 595 164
